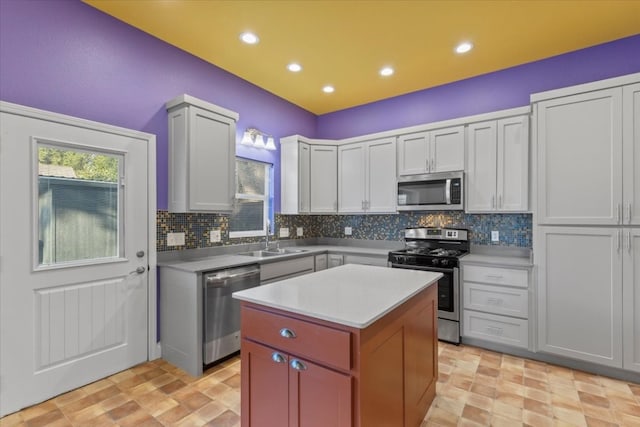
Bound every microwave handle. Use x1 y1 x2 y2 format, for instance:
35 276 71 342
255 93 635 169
445 179 451 205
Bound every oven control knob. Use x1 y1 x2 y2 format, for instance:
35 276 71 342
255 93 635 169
431 258 439 266
441 259 449 267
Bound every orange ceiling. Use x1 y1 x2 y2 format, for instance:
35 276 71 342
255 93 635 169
84 0 640 114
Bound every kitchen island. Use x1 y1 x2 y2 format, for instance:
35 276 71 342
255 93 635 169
233 264 442 427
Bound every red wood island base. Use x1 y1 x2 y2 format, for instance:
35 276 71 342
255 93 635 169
238 282 438 427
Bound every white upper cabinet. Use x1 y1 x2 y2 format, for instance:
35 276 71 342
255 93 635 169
623 83 640 225
167 95 238 213
338 138 396 213
466 116 529 213
280 139 310 214
310 145 337 213
397 126 464 176
536 88 623 225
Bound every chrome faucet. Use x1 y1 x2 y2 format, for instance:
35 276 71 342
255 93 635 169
265 219 271 250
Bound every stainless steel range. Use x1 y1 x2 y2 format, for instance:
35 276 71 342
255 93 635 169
388 227 469 344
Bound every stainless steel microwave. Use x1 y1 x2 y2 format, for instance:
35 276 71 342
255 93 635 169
397 171 464 211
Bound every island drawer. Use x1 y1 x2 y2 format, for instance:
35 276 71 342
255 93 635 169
463 265 528 288
242 306 351 371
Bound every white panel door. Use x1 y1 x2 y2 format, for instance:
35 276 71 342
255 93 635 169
0 104 150 415
367 137 396 213
537 88 623 225
497 116 529 212
397 132 428 175
299 143 311 213
623 228 640 372
623 83 640 225
338 143 366 213
430 126 465 173
537 227 623 367
466 121 497 212
310 146 337 213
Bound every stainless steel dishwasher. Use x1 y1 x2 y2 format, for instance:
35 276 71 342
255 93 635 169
203 264 260 365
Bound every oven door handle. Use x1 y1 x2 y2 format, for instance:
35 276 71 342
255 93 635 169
391 264 455 273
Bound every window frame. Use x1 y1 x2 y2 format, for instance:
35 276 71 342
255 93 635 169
229 158 273 239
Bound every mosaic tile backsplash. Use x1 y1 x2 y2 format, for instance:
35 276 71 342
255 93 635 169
157 210 532 251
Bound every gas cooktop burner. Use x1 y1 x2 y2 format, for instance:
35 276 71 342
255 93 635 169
402 248 465 257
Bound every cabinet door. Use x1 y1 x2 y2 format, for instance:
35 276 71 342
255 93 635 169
466 121 497 212
430 126 465 173
537 88 623 225
623 229 640 372
187 106 235 212
310 146 337 213
338 143 366 213
623 83 640 225
241 340 289 427
315 254 328 271
289 357 352 427
328 254 344 268
497 116 529 212
366 137 397 213
537 227 623 367
397 132 428 175
299 143 311 213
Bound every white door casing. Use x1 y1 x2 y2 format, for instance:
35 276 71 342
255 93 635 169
0 102 156 416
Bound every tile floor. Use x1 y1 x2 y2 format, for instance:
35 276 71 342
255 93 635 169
1 343 639 426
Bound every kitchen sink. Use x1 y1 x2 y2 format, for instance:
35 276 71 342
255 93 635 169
238 248 308 257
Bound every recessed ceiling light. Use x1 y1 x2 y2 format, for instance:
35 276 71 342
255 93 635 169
287 63 302 72
240 32 259 45
455 42 473 54
322 85 335 94
380 66 394 77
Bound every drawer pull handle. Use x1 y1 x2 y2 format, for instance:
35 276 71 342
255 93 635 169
486 326 504 336
271 352 286 364
290 359 307 371
487 297 503 306
485 275 504 280
280 328 297 339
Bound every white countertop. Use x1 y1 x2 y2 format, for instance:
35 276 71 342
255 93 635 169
232 264 442 329
461 253 532 268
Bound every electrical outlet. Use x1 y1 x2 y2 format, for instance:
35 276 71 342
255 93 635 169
297 227 303 237
210 228 221 243
167 232 185 246
491 231 500 242
280 227 290 238
344 227 352 236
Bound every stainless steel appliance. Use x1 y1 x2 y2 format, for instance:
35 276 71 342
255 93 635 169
397 171 463 211
203 264 260 365
388 227 469 343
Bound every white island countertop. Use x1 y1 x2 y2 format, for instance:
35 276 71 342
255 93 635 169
232 264 442 329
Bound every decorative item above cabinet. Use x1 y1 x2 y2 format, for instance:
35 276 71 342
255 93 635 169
166 94 238 213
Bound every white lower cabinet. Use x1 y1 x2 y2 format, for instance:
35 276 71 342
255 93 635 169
328 254 344 268
623 228 640 372
537 227 624 368
260 256 315 285
314 254 328 271
462 263 530 349
343 254 388 267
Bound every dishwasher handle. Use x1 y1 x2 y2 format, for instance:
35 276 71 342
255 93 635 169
205 267 260 287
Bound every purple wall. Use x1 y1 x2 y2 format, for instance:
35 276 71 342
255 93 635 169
0 0 317 211
317 35 640 139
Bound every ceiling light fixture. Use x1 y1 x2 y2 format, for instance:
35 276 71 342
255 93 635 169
380 66 394 77
455 42 473 54
240 32 259 44
322 85 335 93
287 63 302 72
239 128 276 150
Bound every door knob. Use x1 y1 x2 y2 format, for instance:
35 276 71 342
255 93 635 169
136 250 145 258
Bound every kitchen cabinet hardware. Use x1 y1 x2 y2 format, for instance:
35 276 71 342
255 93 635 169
486 325 504 336
628 204 633 224
280 328 296 339
290 359 307 371
485 274 504 280
628 231 632 254
272 352 287 364
618 204 622 224
487 297 504 306
130 266 145 275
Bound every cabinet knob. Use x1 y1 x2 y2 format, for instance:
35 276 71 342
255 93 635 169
290 359 307 371
271 352 286 364
279 328 296 339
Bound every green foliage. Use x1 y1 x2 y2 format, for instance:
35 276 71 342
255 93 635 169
39 147 119 182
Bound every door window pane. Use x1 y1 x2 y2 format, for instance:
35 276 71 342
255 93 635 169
38 144 122 266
